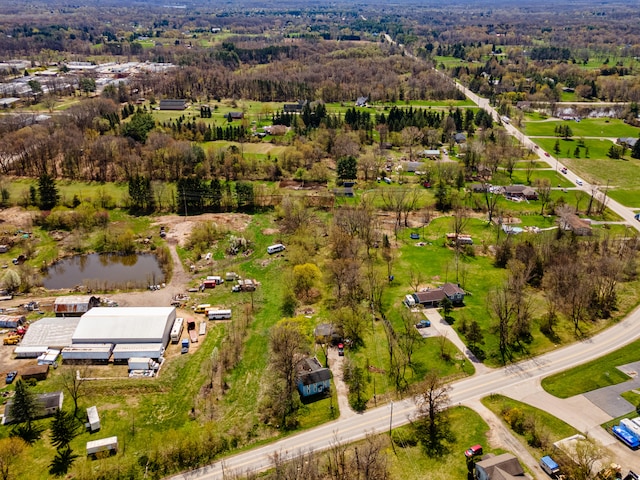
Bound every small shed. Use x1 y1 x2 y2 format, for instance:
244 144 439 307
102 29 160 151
0 315 25 328
20 364 49 381
202 280 217 289
475 453 525 480
297 357 331 398
54 296 100 316
86 406 101 432
227 111 243 121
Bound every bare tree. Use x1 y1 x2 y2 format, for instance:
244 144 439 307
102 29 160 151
58 366 88 416
535 178 552 215
352 433 389 480
266 318 308 429
489 283 515 364
413 372 454 456
401 126 423 161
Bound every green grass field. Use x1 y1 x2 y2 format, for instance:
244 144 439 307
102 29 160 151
523 117 640 138
541 339 640 398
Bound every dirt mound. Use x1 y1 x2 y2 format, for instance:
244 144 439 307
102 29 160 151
0 207 34 228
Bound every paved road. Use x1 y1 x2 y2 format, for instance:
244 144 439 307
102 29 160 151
168 303 640 480
450 78 640 229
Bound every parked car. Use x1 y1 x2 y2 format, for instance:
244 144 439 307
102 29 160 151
544 152 550 157
338 343 344 356
464 444 483 458
5 370 17 384
416 320 431 329
560 167 567 174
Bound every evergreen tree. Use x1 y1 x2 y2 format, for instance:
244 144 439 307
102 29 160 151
632 137 640 159
10 379 43 443
49 446 80 477
121 111 155 143
337 156 358 180
49 409 80 449
38 173 59 211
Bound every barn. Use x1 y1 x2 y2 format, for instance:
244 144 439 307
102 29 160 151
72 307 175 347
54 295 100 316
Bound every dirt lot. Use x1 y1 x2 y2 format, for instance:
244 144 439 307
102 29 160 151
151 213 252 247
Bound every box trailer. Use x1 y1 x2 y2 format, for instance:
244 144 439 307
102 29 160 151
62 344 113 362
86 406 100 432
170 317 184 343
86 436 118 456
14 345 48 358
208 309 232 320
540 456 560 476
621 418 640 438
128 357 158 371
112 343 164 361
187 319 198 343
206 276 224 285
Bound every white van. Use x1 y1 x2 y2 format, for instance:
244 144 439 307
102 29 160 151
267 244 286 254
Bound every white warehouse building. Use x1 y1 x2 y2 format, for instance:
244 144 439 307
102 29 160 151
72 307 176 347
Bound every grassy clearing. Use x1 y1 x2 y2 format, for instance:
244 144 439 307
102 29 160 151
522 117 640 138
482 394 579 454
389 406 491 480
541 339 640 398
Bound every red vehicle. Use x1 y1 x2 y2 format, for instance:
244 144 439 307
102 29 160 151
544 152 550 157
464 445 483 458
338 343 344 356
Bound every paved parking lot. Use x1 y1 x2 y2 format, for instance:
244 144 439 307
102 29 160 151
582 361 640 418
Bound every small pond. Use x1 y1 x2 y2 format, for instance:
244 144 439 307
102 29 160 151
42 253 165 290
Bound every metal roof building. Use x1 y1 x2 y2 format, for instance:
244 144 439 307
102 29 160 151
72 307 175 346
20 317 81 349
54 295 100 316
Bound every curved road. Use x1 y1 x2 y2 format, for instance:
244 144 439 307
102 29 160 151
169 305 640 480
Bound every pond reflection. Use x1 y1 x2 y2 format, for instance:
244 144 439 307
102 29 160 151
43 253 164 289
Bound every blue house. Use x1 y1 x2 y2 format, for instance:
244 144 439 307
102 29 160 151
297 357 331 398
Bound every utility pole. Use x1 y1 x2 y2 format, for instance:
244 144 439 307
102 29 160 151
183 188 188 220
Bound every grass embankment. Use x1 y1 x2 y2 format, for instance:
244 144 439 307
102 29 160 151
482 394 579 458
541 339 640 398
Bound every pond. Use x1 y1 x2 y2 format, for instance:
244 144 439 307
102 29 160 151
42 253 165 290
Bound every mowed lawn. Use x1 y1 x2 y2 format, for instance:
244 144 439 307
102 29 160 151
522 116 640 139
